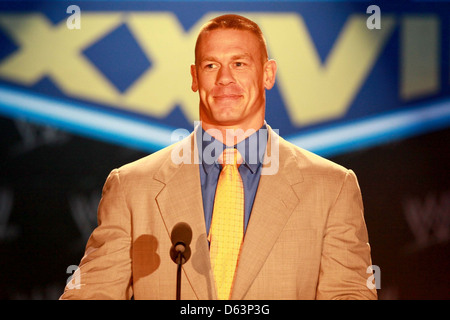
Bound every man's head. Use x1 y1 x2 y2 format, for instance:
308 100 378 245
191 14 276 141
194 14 268 64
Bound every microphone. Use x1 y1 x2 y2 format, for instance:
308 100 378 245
169 222 192 300
170 222 192 265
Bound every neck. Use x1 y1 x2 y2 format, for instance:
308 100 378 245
200 119 264 147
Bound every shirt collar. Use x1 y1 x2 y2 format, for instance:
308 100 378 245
196 122 268 174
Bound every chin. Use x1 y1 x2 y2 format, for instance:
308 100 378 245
212 118 241 127
208 109 240 124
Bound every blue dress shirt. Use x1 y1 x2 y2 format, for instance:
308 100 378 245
197 124 268 235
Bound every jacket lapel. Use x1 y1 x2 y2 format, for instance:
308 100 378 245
230 128 303 300
154 132 217 300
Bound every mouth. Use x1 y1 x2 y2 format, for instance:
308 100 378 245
213 94 243 101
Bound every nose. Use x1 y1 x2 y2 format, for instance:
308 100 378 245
216 65 235 86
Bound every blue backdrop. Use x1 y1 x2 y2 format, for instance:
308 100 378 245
0 0 449 300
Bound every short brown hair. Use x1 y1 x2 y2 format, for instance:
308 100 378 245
194 14 268 63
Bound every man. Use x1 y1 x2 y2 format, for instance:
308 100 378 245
60 14 377 300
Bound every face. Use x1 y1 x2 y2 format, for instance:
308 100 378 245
191 29 276 131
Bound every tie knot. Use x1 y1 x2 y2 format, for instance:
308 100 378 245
219 148 242 167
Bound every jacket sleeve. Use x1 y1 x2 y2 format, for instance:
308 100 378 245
316 170 378 300
60 169 133 300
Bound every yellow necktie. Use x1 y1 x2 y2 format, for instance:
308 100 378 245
208 148 244 300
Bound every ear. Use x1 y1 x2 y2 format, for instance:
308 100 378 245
263 59 277 90
190 64 198 92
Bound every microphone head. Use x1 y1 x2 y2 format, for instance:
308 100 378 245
170 222 192 264
170 222 192 246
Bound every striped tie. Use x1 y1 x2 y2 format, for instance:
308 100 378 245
208 148 244 300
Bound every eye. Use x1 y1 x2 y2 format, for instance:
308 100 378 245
235 61 244 67
204 63 218 70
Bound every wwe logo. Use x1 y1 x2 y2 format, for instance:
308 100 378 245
11 120 69 156
68 191 100 243
0 186 18 240
402 191 450 249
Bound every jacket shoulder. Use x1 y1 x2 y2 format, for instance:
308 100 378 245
118 143 175 176
278 135 350 177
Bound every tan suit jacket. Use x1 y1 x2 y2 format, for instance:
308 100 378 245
60 126 377 300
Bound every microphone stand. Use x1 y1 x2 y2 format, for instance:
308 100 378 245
173 243 188 300
176 250 183 300
169 222 192 300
